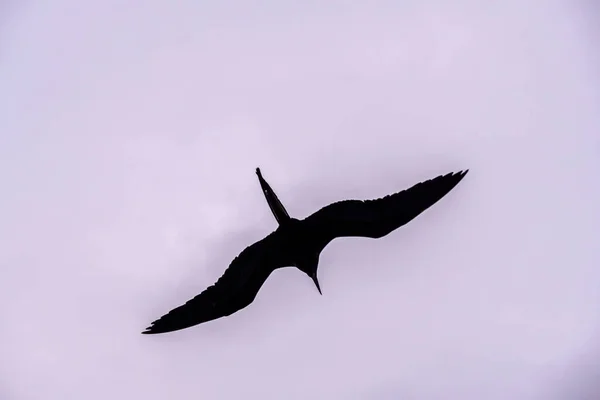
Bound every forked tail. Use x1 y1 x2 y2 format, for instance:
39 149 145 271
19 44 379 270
256 168 291 225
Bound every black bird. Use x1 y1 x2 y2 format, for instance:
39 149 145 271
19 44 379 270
142 167 468 334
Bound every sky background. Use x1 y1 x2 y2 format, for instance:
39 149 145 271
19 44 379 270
2 1 599 399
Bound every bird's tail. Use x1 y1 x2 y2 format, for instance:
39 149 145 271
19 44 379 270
256 167 291 225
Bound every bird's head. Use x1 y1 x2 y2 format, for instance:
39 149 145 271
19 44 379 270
296 254 322 295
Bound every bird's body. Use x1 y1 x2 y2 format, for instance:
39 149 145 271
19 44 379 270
143 168 468 334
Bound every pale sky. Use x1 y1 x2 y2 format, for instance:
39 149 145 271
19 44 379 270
2 1 599 399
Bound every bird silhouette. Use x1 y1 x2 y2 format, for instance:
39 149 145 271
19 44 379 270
142 167 468 334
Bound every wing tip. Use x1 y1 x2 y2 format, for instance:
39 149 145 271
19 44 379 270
435 169 468 189
141 318 170 335
141 325 169 335
141 324 158 334
453 169 469 178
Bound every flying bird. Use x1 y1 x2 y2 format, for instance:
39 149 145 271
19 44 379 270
142 167 468 334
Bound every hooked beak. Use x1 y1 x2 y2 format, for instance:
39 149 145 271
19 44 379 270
311 272 322 295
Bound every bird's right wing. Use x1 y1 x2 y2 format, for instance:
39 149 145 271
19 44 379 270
142 230 291 334
303 170 468 247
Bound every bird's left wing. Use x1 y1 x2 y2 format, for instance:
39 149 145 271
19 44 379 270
303 170 468 248
142 230 291 334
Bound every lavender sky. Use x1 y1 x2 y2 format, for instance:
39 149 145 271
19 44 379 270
2 1 599 399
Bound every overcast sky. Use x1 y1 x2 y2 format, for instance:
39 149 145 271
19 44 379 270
2 1 599 399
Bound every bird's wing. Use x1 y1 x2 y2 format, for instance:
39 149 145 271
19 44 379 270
142 230 291 334
303 170 468 246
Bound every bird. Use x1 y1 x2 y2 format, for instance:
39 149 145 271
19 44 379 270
142 167 468 334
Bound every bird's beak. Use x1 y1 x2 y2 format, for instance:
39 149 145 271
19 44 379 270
311 272 322 295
